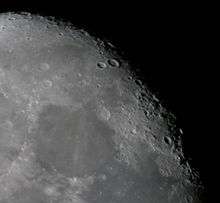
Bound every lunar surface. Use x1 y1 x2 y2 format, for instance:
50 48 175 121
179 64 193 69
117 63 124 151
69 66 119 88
0 13 205 202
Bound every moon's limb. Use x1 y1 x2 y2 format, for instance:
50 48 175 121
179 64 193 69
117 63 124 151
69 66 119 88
0 13 204 203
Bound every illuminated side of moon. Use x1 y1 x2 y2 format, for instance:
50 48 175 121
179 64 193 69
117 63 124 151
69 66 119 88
0 13 204 203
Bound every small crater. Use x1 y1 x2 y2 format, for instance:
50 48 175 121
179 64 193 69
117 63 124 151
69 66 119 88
127 76 133 80
58 32 64 36
8 16 16 21
164 136 172 146
131 128 137 134
42 80 53 88
135 79 142 87
26 36 32 41
97 62 107 69
0 25 6 30
39 63 50 71
107 58 120 67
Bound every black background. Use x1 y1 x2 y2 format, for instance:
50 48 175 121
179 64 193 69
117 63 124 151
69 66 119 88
1 1 211 200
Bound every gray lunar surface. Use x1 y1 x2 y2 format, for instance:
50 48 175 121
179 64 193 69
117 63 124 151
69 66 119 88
0 13 204 203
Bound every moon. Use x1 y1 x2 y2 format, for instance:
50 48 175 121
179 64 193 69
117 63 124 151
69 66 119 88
0 12 205 203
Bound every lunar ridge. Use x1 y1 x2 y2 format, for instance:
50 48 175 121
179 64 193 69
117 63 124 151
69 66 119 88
0 12 205 202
